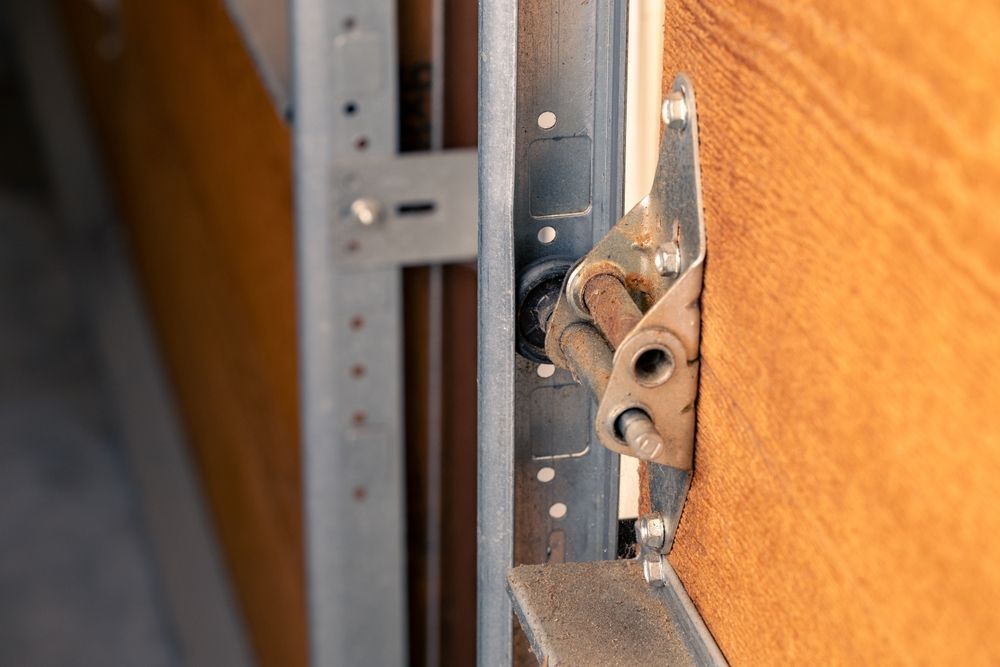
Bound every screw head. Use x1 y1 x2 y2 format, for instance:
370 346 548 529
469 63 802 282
642 554 668 588
635 513 668 551
349 197 382 226
654 243 681 277
662 90 688 131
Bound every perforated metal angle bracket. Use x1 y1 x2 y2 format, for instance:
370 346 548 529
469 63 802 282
545 74 705 473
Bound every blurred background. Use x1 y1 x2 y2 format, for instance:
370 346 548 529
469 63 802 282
0 0 481 665
0 3 181 666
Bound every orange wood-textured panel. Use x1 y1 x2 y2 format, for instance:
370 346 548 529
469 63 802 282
57 2 304 666
661 1 1000 664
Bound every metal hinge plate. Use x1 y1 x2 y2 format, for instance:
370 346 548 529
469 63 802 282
507 76 726 666
545 74 705 473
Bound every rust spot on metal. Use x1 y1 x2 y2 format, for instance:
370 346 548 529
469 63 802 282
623 273 656 310
629 224 655 248
623 272 652 295
638 461 652 516
547 530 566 564
559 324 613 398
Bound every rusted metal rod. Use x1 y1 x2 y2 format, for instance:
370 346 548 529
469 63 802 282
558 323 614 398
556 273 665 460
582 273 642 350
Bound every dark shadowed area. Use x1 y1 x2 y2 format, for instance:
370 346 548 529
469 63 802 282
0 23 178 667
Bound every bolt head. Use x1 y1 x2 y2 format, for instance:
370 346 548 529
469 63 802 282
635 513 668 551
661 91 688 131
642 554 668 588
350 197 382 226
654 243 681 277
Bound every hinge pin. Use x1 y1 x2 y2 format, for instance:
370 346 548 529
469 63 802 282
617 409 664 461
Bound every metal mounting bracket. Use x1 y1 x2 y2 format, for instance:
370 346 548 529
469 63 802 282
545 75 705 473
329 149 478 267
504 76 726 667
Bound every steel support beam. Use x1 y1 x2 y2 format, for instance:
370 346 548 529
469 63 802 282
293 1 407 665
294 0 476 664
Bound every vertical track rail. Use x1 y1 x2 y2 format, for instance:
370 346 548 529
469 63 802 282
478 0 629 663
477 1 519 661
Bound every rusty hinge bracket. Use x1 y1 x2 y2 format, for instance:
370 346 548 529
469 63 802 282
506 74 726 665
545 74 705 474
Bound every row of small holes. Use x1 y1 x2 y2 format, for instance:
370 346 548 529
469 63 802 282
538 110 563 523
341 18 368 149
350 313 366 501
536 112 558 242
537 467 565 518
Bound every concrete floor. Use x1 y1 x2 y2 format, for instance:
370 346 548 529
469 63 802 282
0 49 179 667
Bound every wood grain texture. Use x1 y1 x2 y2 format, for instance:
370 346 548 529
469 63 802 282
57 3 304 666
660 1 1000 664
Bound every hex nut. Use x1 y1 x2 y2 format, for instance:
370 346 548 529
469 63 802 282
635 512 667 551
661 90 688 131
654 243 681 277
642 554 668 588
